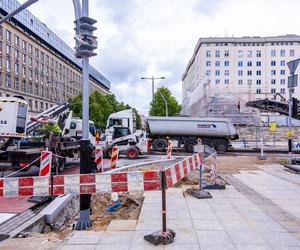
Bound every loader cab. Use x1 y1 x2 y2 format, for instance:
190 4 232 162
112 127 131 139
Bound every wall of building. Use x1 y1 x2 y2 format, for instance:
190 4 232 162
182 36 300 123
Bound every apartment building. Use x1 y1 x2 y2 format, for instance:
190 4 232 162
0 0 110 114
182 35 300 123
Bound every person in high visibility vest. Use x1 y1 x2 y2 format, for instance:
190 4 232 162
31 115 62 150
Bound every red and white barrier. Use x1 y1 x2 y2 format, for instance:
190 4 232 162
0 152 203 197
95 146 104 173
39 151 52 177
110 146 119 169
166 142 172 159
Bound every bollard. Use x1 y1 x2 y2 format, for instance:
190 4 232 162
95 146 104 173
110 146 119 169
166 142 172 159
258 137 266 160
144 170 176 245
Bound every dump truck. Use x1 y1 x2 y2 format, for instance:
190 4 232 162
146 116 239 152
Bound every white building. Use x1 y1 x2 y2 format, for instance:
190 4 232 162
182 35 300 124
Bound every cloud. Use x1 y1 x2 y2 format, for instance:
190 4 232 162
19 0 300 115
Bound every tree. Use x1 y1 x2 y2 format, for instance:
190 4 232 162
149 86 181 116
69 91 142 129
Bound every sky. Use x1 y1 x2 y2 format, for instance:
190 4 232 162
19 0 300 115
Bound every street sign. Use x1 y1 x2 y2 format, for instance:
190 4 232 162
287 59 300 75
288 75 298 88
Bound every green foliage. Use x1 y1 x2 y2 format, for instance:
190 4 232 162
149 87 181 116
69 91 142 129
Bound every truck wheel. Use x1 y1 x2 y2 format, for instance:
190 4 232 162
184 141 197 153
215 140 228 153
153 139 167 152
126 147 139 159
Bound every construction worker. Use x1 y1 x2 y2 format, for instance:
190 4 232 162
31 115 62 151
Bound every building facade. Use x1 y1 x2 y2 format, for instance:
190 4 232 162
182 35 300 123
0 0 110 114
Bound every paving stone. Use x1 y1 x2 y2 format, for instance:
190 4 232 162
164 243 200 250
227 230 268 246
96 245 130 250
235 245 271 250
100 231 134 245
215 211 244 221
260 232 300 248
107 220 137 231
62 245 96 250
193 219 224 231
196 230 233 246
67 231 103 245
190 210 218 220
135 219 161 231
220 219 253 231
241 211 273 221
248 220 287 233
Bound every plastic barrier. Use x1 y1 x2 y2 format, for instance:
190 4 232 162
110 146 119 169
166 142 172 159
95 146 103 173
39 151 52 177
0 152 202 198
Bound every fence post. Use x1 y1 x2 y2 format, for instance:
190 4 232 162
144 170 176 245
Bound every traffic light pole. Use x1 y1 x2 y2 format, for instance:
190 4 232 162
288 87 293 164
73 0 93 230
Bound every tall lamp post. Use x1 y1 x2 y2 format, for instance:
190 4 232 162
157 90 168 117
141 76 165 101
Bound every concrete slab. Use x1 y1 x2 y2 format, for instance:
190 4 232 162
106 220 137 231
100 231 134 245
193 219 224 231
67 231 104 245
0 213 16 225
196 230 234 246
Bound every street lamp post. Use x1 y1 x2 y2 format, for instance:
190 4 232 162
141 76 165 101
158 90 168 117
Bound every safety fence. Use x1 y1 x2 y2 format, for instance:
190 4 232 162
0 152 202 198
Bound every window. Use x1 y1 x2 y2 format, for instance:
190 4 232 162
215 79 220 84
256 88 261 94
35 84 39 95
14 63 19 75
6 45 11 55
215 70 220 76
34 100 38 110
225 70 229 76
215 61 220 66
224 50 229 57
280 79 285 85
14 49 19 59
280 50 285 57
22 66 26 78
206 61 211 67
14 35 20 47
6 30 11 43
247 50 252 57
22 40 26 51
21 80 26 92
256 50 261 57
206 50 211 57
215 50 220 57
22 54 26 64
247 70 252 76
256 79 261 85
271 50 276 57
29 57 33 67
28 44 33 55
206 70 211 76
238 70 243 76
29 99 32 110
271 61 276 66
40 102 44 111
280 88 285 94
29 69 33 80
14 78 19 90
224 61 229 66
238 79 243 85
280 70 285 75
256 70 261 76
290 49 295 57
280 60 285 66
247 61 252 67
29 82 33 94
238 61 243 67
247 79 252 85
256 61 261 66
238 50 243 58
5 74 11 88
271 70 276 75
271 79 276 84
224 79 229 84
271 88 276 94
6 59 10 72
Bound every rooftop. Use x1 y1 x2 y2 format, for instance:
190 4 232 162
0 0 110 90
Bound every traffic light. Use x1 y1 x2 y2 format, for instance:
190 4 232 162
74 16 98 58
292 98 298 118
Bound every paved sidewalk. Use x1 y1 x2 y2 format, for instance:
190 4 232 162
62 167 300 250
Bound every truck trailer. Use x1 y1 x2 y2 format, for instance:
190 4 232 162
146 116 239 152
